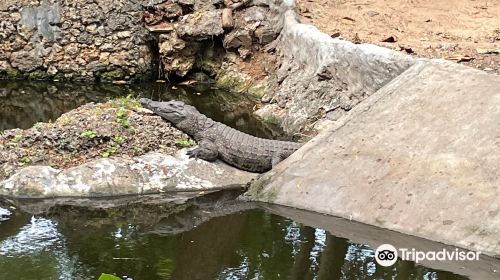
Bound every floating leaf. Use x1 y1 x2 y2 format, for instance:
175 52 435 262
98 273 121 280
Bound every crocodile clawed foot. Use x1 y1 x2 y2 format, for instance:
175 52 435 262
186 148 199 159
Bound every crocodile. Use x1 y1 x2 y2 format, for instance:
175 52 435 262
140 98 303 173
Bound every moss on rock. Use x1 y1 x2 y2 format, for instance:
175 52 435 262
28 70 51 80
100 69 125 82
0 68 24 79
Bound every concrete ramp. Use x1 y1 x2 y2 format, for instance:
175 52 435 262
245 61 500 256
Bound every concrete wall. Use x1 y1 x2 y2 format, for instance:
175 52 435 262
245 61 500 257
256 5 416 135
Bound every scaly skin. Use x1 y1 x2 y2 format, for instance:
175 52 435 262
140 98 303 173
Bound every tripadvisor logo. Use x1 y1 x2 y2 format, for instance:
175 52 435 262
374 244 481 267
375 244 398 267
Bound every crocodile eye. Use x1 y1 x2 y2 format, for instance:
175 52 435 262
171 101 185 109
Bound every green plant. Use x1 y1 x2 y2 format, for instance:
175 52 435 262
117 118 130 128
80 130 97 139
19 156 31 165
12 134 23 142
98 274 121 280
116 107 131 128
102 146 118 158
174 139 195 148
112 135 125 145
116 107 127 118
32 122 43 129
112 95 141 110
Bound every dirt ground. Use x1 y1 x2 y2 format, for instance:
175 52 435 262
297 0 500 74
0 97 190 181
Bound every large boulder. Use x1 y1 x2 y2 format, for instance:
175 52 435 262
245 61 500 257
1 151 256 198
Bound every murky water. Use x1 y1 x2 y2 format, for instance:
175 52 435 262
0 204 470 280
0 80 284 139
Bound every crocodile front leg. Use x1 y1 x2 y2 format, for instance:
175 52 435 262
186 139 218 161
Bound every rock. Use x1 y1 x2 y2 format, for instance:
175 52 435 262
117 31 132 38
0 20 16 39
245 61 500 257
1 0 153 82
98 52 110 64
223 29 253 49
222 8 234 30
85 61 106 71
0 60 10 71
178 0 195 6
109 51 130 66
159 33 199 76
47 65 58 75
176 10 224 39
236 6 267 27
229 0 251 10
143 11 163 26
19 1 62 42
238 47 252 58
254 25 276 45
10 50 43 72
146 22 175 33
1 151 256 198
158 2 183 19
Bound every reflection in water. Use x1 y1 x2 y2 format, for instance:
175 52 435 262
0 207 11 222
0 216 76 280
0 80 284 139
0 208 469 280
0 217 60 254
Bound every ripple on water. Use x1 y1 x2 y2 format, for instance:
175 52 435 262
0 207 11 222
0 216 62 256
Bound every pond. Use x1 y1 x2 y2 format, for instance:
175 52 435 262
0 201 470 280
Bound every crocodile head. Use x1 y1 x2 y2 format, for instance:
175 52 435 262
140 98 197 125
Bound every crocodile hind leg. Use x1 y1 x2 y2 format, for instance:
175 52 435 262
271 152 288 168
186 139 218 161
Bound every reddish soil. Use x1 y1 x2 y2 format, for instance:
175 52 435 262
297 0 500 74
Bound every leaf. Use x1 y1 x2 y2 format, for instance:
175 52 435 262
174 139 195 148
445 54 473 62
98 273 122 280
476 48 500 54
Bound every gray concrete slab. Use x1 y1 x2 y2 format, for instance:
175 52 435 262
245 61 500 256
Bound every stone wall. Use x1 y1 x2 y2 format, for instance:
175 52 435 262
0 0 153 82
0 0 282 84
0 0 420 135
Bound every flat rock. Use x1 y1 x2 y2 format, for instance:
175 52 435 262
245 61 500 256
176 10 224 39
1 150 256 199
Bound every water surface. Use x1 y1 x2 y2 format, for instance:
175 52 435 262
0 205 469 280
0 80 283 139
